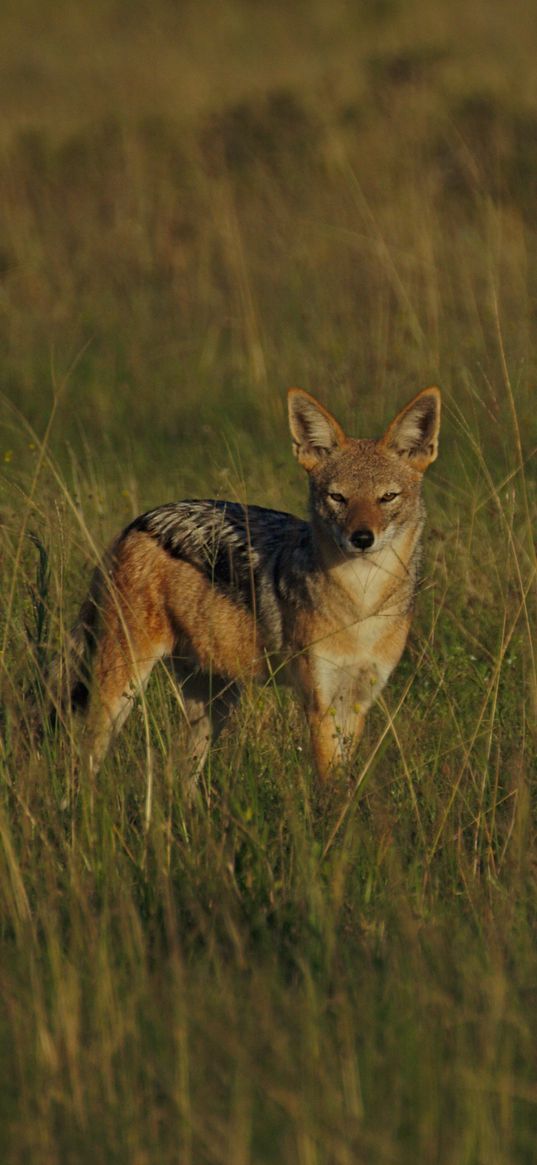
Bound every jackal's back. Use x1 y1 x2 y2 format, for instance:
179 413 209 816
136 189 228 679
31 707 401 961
124 500 314 650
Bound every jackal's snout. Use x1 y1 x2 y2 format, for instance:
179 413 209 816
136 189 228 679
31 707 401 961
344 496 378 553
350 527 375 551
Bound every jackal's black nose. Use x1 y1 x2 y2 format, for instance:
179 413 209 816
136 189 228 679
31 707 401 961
351 528 374 551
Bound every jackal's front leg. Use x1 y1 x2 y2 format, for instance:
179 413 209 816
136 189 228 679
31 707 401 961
307 704 367 782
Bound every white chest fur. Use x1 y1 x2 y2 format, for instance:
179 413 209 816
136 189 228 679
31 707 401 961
309 545 412 716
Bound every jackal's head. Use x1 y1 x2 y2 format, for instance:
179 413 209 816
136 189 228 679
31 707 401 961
288 386 441 557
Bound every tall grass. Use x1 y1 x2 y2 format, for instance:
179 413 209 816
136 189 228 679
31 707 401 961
1 1 536 1161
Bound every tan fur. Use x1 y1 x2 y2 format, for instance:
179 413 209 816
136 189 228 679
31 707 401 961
60 385 441 785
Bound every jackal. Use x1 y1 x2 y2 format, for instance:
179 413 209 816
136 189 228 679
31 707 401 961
56 386 440 783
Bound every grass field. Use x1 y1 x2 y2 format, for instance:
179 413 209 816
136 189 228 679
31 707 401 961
1 1 537 1161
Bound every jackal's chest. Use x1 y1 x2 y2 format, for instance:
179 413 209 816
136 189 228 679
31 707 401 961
310 624 390 706
303 601 410 716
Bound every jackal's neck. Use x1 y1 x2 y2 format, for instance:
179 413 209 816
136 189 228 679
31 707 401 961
312 515 424 615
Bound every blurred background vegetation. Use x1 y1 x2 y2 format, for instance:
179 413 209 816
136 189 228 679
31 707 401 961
2 0 537 485
1 2 536 1162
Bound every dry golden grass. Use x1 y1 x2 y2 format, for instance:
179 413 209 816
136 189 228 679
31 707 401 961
0 2 536 1161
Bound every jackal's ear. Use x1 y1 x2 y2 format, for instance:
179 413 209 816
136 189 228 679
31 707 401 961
287 388 346 471
379 386 441 473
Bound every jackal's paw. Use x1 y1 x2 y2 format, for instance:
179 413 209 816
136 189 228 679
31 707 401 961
314 767 354 818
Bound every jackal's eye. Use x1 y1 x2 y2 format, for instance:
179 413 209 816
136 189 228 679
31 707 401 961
327 491 347 506
379 491 399 504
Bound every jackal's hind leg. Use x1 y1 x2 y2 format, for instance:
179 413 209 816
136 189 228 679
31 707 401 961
169 664 239 795
84 639 168 774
